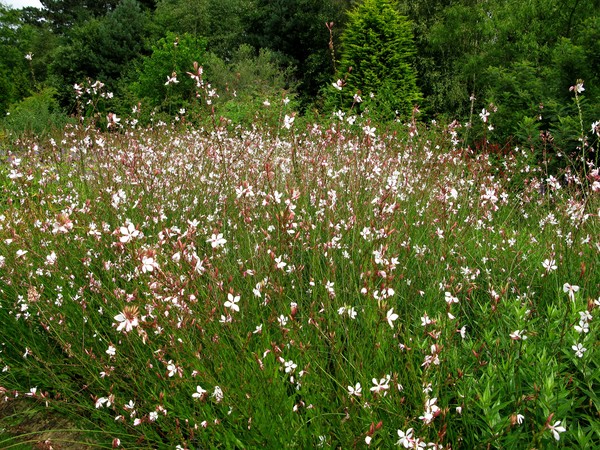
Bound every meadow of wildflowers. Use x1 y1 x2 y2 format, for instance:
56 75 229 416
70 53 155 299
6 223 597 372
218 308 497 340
0 90 599 448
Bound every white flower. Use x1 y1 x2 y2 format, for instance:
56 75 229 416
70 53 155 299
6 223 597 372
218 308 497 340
347 382 362 397
419 397 440 424
542 259 557 272
386 308 399 328
396 428 414 448
192 385 206 399
479 109 490 123
25 53 33 61
46 251 57 265
212 386 224 403
119 223 139 243
96 394 114 409
509 330 527 340
572 343 586 358
25 387 37 397
283 114 295 129
106 345 116 357
224 293 240 312
114 308 139 333
284 360 297 373
445 292 459 304
278 315 288 327
570 82 584 94
166 360 178 377
332 79 343 90
207 233 226 248
574 320 589 334
421 313 432 327
106 113 120 128
548 420 566 440
363 126 376 138
347 307 357 319
563 283 580 301
274 256 287 270
165 72 179 85
141 256 157 273
370 376 390 394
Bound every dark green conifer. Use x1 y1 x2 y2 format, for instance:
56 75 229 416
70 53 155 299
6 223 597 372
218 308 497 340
334 0 421 119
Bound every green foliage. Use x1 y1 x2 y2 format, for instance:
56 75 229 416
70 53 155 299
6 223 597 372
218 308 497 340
204 45 297 127
329 0 421 120
0 5 56 114
246 0 352 108
130 32 207 113
0 119 598 448
48 0 149 108
416 0 600 157
40 0 120 33
1 87 69 136
153 0 251 59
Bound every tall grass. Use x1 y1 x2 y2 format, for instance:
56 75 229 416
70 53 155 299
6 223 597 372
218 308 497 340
0 105 598 448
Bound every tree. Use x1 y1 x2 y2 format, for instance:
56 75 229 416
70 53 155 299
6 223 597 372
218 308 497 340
420 0 600 152
40 0 120 33
246 0 352 107
0 4 57 114
153 0 251 59
48 0 149 107
331 0 421 119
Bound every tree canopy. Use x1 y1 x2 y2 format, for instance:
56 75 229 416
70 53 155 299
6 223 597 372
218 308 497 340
330 0 421 119
0 0 598 155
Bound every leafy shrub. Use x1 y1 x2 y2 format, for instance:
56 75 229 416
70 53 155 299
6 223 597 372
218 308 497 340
130 32 207 113
204 45 297 128
1 88 70 137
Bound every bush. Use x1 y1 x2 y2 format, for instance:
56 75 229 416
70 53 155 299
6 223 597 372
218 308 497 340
204 45 297 128
1 88 70 137
130 32 207 114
